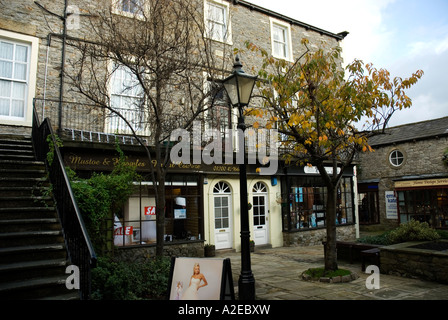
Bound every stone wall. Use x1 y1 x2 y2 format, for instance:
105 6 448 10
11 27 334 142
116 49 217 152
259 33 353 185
283 224 356 247
114 241 205 263
380 241 448 284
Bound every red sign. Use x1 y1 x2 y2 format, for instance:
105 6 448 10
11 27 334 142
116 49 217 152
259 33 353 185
145 206 156 215
114 226 133 236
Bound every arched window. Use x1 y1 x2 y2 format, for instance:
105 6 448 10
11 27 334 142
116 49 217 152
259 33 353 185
253 182 267 193
214 181 231 194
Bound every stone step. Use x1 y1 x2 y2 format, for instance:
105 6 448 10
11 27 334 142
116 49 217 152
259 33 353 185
0 274 77 300
0 218 60 233
0 186 51 198
0 206 57 220
0 230 64 248
0 258 69 283
0 243 67 264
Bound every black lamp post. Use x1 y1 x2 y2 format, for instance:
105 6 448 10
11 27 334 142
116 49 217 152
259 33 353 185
222 55 257 300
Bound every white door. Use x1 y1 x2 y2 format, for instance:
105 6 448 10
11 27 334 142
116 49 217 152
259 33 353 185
253 182 269 246
213 182 233 250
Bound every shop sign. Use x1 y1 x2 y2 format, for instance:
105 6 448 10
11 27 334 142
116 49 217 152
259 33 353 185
145 206 156 215
385 191 398 219
395 178 448 189
114 226 133 236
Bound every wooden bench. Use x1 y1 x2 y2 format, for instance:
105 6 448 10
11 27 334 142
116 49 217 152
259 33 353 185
361 248 380 271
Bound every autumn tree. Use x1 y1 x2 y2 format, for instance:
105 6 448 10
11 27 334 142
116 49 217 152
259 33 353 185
245 39 423 271
66 0 231 256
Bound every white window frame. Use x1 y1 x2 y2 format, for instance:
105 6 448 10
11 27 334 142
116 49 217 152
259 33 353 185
270 18 293 62
389 149 405 167
204 0 233 45
111 0 148 18
107 62 148 135
0 30 39 127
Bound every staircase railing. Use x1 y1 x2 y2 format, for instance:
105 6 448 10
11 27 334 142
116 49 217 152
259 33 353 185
32 106 97 300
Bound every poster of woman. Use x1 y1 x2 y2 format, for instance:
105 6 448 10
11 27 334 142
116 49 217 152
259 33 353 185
169 258 226 300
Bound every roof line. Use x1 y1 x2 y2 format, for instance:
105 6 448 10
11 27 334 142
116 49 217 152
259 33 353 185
230 0 349 41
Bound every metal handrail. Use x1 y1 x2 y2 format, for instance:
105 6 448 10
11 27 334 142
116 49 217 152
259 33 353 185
32 105 97 300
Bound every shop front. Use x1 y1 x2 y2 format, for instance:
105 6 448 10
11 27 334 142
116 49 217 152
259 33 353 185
62 142 285 256
279 164 358 246
395 177 448 229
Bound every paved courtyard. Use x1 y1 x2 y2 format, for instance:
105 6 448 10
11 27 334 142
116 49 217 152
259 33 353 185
216 245 448 300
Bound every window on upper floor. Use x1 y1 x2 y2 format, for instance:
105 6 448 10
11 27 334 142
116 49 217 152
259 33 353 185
0 30 38 127
204 0 232 44
270 18 293 61
108 63 148 135
205 79 232 139
389 149 405 167
0 40 29 119
112 0 145 17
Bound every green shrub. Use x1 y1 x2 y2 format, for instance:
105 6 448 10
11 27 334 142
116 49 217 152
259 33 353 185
357 231 393 246
91 256 171 300
387 220 441 244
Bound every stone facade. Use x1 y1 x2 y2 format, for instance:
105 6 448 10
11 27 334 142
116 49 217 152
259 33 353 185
1 0 350 255
283 224 356 247
0 0 346 135
114 241 205 263
357 118 448 231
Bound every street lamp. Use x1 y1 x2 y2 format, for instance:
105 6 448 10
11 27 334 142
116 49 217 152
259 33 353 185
222 55 257 300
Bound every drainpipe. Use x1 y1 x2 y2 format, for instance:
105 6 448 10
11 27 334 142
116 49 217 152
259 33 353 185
58 0 68 135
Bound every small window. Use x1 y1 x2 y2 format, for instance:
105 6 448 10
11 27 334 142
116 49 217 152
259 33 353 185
389 150 404 167
205 0 232 44
119 0 141 14
270 18 292 61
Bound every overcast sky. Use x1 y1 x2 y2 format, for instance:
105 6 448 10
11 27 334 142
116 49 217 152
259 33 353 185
247 0 448 127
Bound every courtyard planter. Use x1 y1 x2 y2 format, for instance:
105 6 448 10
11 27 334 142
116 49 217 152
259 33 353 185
380 240 448 284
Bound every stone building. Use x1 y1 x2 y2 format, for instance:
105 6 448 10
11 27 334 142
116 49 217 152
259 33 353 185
357 116 448 232
0 0 356 256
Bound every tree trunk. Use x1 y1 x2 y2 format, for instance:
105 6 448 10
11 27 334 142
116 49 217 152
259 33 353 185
324 185 338 271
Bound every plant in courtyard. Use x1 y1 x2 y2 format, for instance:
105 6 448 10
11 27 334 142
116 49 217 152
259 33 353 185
387 220 441 244
244 39 423 271
68 143 139 256
91 256 171 300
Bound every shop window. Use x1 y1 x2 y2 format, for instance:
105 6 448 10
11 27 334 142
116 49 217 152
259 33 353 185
282 176 354 231
389 149 404 167
114 175 203 246
397 188 448 228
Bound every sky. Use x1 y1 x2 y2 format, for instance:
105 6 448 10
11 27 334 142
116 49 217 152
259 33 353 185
247 0 448 127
